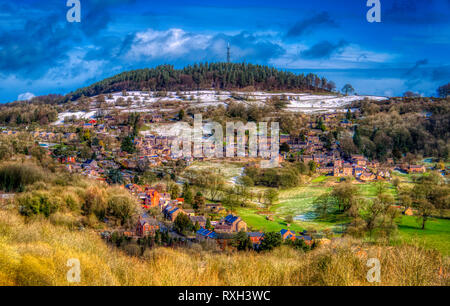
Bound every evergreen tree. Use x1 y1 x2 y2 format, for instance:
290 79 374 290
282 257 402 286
182 182 193 204
353 126 361 148
121 136 135 153
232 230 253 251
259 232 282 251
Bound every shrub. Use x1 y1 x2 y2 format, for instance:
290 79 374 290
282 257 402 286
17 191 61 217
82 186 107 220
106 189 138 226
0 162 44 192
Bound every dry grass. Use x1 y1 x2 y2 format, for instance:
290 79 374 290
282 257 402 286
0 209 448 286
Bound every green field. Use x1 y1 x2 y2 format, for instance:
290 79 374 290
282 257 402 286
235 207 305 233
397 215 450 256
358 182 397 199
239 177 450 255
236 175 343 233
310 175 330 183
186 161 450 255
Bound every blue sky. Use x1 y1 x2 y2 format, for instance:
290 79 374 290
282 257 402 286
0 0 449 102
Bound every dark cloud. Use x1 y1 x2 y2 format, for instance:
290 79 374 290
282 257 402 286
286 12 337 38
384 0 450 24
0 13 76 77
405 59 428 76
403 60 449 91
431 66 450 82
70 0 136 37
301 40 348 59
84 33 135 61
0 0 137 78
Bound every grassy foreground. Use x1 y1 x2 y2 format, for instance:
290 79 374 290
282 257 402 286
0 209 448 286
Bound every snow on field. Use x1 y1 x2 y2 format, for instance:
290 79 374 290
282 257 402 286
53 111 96 125
141 122 189 137
286 95 388 113
64 90 388 117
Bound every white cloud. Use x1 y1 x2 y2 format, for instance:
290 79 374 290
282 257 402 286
17 92 35 101
126 28 212 60
334 44 394 64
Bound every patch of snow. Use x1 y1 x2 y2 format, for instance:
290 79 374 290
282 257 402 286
53 111 96 125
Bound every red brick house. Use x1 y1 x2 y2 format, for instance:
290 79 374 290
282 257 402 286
143 189 160 208
136 216 159 237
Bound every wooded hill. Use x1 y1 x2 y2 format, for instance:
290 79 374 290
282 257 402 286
67 63 334 100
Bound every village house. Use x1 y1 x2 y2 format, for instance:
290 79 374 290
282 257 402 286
318 166 333 175
248 232 265 248
406 165 426 173
280 229 296 241
359 172 376 182
183 209 195 216
403 207 417 216
190 215 207 227
142 189 160 209
159 192 171 206
334 159 343 168
162 205 185 222
205 203 224 213
296 234 313 246
58 156 76 164
333 163 353 177
376 169 391 180
136 215 159 237
214 214 247 233
196 227 217 241
282 229 314 246
351 154 368 166
354 167 364 177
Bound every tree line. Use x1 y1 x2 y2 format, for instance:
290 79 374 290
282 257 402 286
67 63 334 100
345 97 450 161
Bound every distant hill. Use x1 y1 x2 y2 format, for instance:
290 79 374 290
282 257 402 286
67 63 334 101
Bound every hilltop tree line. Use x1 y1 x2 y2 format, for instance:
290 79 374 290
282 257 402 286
67 63 335 100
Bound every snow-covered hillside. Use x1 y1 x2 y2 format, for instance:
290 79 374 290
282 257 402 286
54 90 388 124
